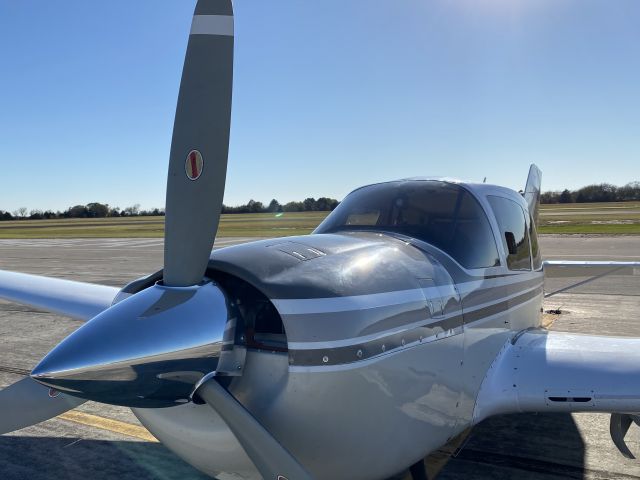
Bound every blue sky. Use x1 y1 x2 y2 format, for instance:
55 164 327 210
1 0 638 212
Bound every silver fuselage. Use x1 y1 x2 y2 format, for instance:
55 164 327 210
130 182 544 480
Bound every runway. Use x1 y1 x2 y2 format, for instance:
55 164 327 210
0 235 639 479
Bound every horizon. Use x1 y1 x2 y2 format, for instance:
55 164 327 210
2 179 639 216
1 1 639 212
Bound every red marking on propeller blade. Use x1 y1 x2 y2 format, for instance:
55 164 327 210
189 151 198 178
185 150 203 180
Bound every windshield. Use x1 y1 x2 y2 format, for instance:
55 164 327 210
315 180 500 269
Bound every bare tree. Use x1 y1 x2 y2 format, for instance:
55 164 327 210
123 204 141 216
12 207 28 219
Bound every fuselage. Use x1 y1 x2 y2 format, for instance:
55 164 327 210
132 179 544 480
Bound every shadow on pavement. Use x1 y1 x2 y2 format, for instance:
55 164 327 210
0 435 211 480
438 413 587 479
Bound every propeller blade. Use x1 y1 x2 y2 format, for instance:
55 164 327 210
0 376 85 434
163 0 234 287
196 377 313 480
610 413 636 459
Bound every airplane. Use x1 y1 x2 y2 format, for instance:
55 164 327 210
1 1 640 479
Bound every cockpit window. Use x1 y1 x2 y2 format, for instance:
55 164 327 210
315 181 500 269
346 210 380 226
487 195 532 271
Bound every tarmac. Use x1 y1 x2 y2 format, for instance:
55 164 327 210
0 235 639 479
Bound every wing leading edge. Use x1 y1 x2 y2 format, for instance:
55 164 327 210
474 329 640 423
0 270 117 434
544 260 640 278
0 270 119 321
543 260 640 298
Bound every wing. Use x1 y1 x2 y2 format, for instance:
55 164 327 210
474 329 640 421
544 260 640 277
543 260 640 298
0 269 119 321
0 270 115 433
474 329 640 458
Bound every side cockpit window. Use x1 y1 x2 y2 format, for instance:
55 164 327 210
487 196 532 271
315 181 500 270
439 190 501 269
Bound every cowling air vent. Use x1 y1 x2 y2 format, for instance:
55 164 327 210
269 241 326 261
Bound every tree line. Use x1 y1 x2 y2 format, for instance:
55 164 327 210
0 203 160 221
3 182 638 221
0 197 340 221
540 182 640 204
222 197 339 214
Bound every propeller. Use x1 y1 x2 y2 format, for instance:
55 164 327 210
26 0 236 406
163 0 234 287
2 1 310 478
610 413 640 459
0 377 85 434
195 375 313 480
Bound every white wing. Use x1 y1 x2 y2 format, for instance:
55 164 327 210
544 260 640 277
473 328 640 457
543 260 640 297
474 329 640 423
0 269 119 321
0 270 117 434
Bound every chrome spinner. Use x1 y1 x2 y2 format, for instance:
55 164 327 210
31 281 232 408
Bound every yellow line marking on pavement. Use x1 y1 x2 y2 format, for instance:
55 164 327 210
542 313 559 329
425 428 472 479
58 411 159 442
